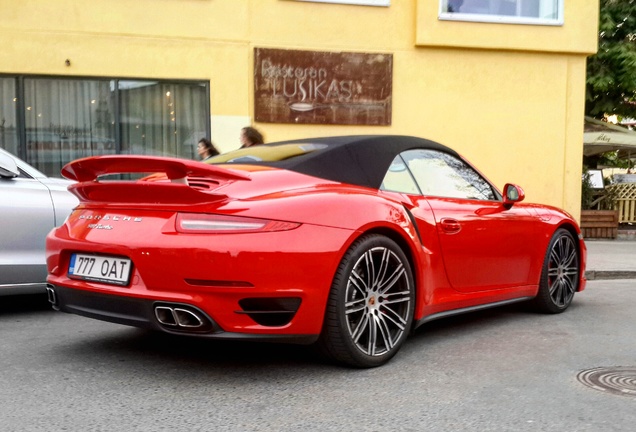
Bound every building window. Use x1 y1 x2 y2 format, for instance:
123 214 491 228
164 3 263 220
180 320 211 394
0 76 209 177
439 0 563 25
24 78 116 177
119 81 208 160
0 77 18 157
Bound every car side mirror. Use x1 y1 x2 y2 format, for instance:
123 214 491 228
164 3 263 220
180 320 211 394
503 183 525 209
0 152 19 178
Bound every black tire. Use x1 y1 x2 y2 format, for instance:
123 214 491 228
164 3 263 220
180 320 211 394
318 234 415 368
532 228 580 313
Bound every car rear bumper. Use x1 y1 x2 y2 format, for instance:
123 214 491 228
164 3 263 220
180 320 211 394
46 283 319 344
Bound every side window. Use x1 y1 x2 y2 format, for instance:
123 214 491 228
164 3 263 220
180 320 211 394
402 149 498 200
380 155 421 194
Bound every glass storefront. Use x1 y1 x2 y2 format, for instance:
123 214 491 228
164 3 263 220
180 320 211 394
0 76 209 177
23 78 116 177
119 80 209 160
0 78 19 157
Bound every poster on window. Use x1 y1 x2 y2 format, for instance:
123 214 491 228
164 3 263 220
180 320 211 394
254 47 392 126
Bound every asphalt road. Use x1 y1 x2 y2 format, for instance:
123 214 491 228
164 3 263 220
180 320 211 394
1 280 634 432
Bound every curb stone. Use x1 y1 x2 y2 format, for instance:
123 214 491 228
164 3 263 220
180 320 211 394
585 270 636 281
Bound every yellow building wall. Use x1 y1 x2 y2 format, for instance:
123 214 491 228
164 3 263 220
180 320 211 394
0 0 599 220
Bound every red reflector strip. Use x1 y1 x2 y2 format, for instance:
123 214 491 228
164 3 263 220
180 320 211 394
185 279 254 288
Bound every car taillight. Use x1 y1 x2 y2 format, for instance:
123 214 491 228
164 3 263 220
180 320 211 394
175 213 300 234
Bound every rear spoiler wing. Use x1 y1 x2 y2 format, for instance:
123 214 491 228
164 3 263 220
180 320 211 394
61 155 251 207
61 155 251 183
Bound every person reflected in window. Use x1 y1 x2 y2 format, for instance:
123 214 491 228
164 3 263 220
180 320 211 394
240 126 264 148
197 138 219 161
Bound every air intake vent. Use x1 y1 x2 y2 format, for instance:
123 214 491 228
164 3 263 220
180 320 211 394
187 176 221 191
237 297 302 327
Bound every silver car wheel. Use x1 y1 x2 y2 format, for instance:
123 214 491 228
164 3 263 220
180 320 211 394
344 246 412 357
533 228 580 314
547 233 578 308
319 234 415 367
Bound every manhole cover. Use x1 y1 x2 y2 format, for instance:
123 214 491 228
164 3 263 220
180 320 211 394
577 367 636 397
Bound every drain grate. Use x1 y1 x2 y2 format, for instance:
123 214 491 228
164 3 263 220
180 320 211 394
577 367 636 397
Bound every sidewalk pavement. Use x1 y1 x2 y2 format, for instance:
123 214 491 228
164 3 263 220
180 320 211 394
584 239 636 280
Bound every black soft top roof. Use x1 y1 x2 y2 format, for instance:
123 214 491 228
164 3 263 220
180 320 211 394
214 135 458 189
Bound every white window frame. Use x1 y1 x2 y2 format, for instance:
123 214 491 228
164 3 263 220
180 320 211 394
439 0 563 26
291 0 390 6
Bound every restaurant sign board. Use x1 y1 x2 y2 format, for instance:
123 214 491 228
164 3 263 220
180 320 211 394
254 47 392 125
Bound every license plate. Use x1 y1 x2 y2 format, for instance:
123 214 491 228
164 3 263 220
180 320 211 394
68 253 132 286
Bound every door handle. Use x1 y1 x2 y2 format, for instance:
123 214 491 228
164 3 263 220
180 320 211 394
440 218 461 234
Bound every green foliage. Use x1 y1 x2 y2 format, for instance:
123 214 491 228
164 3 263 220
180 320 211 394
597 150 635 169
586 0 636 118
581 170 596 209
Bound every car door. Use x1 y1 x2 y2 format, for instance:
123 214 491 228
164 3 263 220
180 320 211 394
385 149 543 293
424 195 542 292
0 160 59 290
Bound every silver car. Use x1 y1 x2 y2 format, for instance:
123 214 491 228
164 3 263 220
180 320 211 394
0 148 78 295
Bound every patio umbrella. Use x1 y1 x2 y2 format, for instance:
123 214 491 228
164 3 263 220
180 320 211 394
584 116 636 158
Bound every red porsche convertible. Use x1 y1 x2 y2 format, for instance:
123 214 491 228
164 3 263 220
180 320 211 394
46 135 586 368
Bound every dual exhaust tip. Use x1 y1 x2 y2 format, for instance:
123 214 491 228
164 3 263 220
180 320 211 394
153 304 214 333
154 306 204 328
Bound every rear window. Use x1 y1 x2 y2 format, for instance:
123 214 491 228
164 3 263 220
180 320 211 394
206 143 328 164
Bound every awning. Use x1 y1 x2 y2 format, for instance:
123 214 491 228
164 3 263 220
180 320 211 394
584 116 636 157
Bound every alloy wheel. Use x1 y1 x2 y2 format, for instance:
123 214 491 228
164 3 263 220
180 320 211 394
547 234 578 308
344 246 412 357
